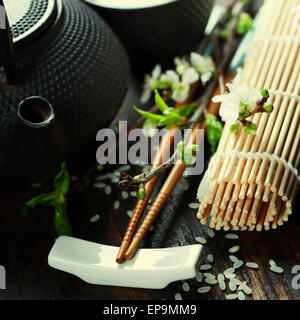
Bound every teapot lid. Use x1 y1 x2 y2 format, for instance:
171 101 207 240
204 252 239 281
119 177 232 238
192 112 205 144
3 0 57 47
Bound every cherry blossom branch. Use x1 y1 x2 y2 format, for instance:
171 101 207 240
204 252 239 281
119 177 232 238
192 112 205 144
118 151 177 190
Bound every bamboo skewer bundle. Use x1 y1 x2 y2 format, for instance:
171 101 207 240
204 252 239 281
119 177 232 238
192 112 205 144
197 0 300 231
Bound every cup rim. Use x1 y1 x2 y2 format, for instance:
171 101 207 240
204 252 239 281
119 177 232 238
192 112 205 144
83 0 177 10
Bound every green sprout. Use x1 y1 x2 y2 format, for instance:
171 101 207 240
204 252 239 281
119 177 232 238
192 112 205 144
137 186 146 200
230 123 239 135
22 162 72 236
134 90 197 130
244 122 257 136
177 141 199 166
264 104 274 114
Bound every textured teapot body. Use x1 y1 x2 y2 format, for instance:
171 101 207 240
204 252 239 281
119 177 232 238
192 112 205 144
0 0 129 187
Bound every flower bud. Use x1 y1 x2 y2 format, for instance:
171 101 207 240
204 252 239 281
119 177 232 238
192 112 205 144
264 104 274 114
260 88 269 99
137 188 146 200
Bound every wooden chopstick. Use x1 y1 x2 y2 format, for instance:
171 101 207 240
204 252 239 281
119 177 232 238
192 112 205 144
116 85 200 263
123 73 234 261
124 122 204 260
115 127 177 263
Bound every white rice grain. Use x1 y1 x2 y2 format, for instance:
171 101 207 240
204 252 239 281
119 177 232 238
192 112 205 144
229 255 239 263
224 273 236 279
196 272 203 282
118 165 131 172
224 267 235 275
270 265 284 274
233 260 244 269
95 174 109 181
93 182 106 189
203 273 216 279
238 291 246 300
130 191 137 197
230 277 241 286
205 278 218 285
206 229 215 238
225 294 238 300
90 214 100 223
105 185 112 195
113 201 120 210
246 262 259 269
174 293 183 300
269 259 277 267
229 281 237 292
197 286 211 294
111 176 120 184
121 191 129 199
189 203 200 209
195 236 207 245
182 282 190 292
217 274 226 291
207 254 214 263
225 233 239 240
217 274 225 282
238 281 252 295
199 264 212 271
228 245 240 254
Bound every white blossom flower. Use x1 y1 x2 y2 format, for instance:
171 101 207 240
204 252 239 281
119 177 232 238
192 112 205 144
190 52 215 85
140 64 162 104
142 119 158 137
171 68 199 103
174 57 190 75
212 83 263 125
172 82 191 103
232 67 243 84
182 67 199 84
165 70 180 87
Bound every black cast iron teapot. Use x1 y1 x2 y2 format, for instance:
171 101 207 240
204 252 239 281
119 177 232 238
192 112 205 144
0 0 129 188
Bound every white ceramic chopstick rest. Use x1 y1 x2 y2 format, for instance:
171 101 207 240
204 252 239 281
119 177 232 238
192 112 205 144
48 236 204 289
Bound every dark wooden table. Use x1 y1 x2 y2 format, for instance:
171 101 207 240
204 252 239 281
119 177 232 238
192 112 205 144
0 75 300 301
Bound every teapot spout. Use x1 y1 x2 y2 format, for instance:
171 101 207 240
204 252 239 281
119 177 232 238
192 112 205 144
18 96 55 128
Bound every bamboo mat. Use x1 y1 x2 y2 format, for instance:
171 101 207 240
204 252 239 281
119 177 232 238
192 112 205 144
197 0 300 231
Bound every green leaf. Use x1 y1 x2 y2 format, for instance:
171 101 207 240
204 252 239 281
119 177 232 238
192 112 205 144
53 162 70 195
177 103 198 118
158 114 185 127
205 114 224 155
22 162 73 237
54 202 72 236
23 191 59 213
154 90 169 113
133 105 164 121
236 12 253 35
